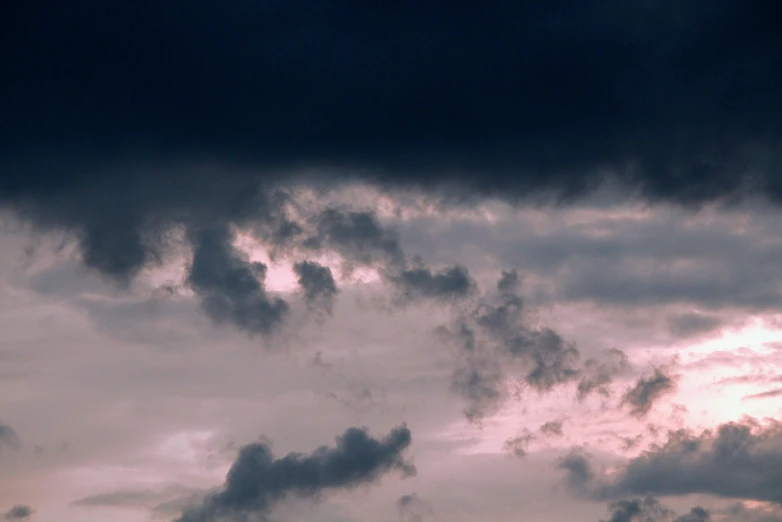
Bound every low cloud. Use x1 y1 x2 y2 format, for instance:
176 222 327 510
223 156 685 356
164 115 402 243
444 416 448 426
174 424 415 522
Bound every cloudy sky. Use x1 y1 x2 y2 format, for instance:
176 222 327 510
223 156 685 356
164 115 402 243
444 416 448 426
2 2 782 521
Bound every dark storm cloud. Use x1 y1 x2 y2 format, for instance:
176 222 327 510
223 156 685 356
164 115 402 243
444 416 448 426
2 1 782 285
174 424 414 522
569 418 782 505
3 1 782 202
0 423 20 452
621 368 678 418
2 506 33 521
293 260 338 314
186 224 290 335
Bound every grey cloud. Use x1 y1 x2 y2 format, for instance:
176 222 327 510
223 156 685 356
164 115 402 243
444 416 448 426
621 368 678 418
1 2 781 333
743 388 782 401
675 507 711 522
392 264 474 303
440 270 635 421
399 204 782 318
578 418 782 504
72 485 200 510
503 430 536 458
540 419 566 438
307 208 474 306
715 373 782 387
0 423 20 452
309 209 404 268
2 506 33 521
396 494 433 522
600 496 673 522
578 349 631 402
449 346 506 423
558 450 596 492
174 424 414 522
667 313 725 339
599 497 710 522
186 224 290 335
443 270 586 420
73 490 158 507
620 435 645 452
293 260 338 315
721 503 782 522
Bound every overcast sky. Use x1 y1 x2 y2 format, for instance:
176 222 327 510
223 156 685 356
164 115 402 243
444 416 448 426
2 2 782 522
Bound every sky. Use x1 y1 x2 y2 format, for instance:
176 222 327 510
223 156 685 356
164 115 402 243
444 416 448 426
2 2 782 521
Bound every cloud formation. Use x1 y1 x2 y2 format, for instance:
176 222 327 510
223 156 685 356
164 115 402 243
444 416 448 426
621 368 678 418
3 1 781 207
0 423 20 452
443 270 627 420
1 2 781 299
599 496 710 522
396 494 434 522
293 260 338 315
186 224 290 335
1 506 33 521
174 424 414 522
562 418 782 505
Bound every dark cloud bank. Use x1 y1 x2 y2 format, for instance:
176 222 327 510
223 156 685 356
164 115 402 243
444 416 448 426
2 1 782 287
3 1 781 204
174 424 414 522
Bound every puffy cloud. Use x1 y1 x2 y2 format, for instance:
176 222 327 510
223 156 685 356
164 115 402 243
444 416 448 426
2 506 33 521
174 424 414 522
621 368 678 418
293 260 338 315
562 418 782 505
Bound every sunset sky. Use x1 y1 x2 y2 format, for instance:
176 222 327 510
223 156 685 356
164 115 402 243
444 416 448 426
2 2 782 522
